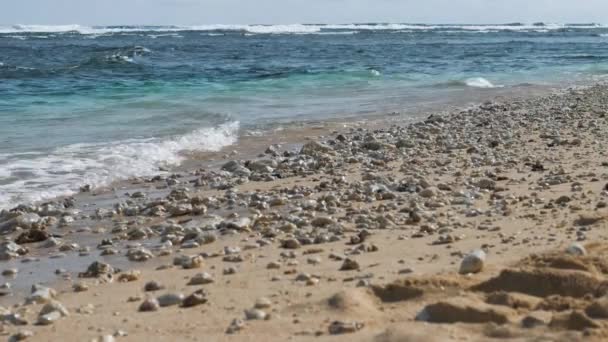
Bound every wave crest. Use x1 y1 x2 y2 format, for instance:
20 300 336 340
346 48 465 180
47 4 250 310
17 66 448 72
0 122 239 209
465 77 498 88
1 23 606 35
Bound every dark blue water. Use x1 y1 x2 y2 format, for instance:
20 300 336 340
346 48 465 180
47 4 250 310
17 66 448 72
1 23 608 208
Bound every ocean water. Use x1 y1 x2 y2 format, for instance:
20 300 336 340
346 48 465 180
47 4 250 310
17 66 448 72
2 23 608 208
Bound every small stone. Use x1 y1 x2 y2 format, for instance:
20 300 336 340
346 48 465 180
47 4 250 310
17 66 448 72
459 250 486 274
254 297 272 309
15 229 49 244
419 187 436 198
126 248 154 262
0 241 28 260
157 293 184 307
311 217 336 227
307 256 322 265
281 238 301 249
565 243 586 256
96 335 115 342
39 300 69 317
188 272 214 285
306 278 320 286
226 318 245 334
12 330 34 341
138 298 160 312
328 321 364 335
300 141 333 156
79 261 114 279
182 290 208 308
266 261 281 269
73 282 89 292
144 281 165 292
2 268 18 276
26 285 57 304
117 270 141 282
224 266 238 275
37 310 62 325
244 308 267 320
476 178 496 190
340 258 360 271
182 255 204 269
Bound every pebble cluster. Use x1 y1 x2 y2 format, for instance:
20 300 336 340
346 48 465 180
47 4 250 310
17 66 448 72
2 84 608 340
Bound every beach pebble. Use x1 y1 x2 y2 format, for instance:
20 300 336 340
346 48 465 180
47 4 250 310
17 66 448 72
244 308 267 320
566 243 587 256
94 335 115 342
182 290 208 308
328 321 364 335
79 261 114 278
11 330 34 341
0 241 28 260
476 178 496 190
72 282 89 292
138 298 160 312
224 266 238 275
144 281 165 292
117 270 141 282
157 293 184 307
37 310 62 325
340 258 360 271
226 318 245 334
267 261 281 269
39 300 69 317
188 272 214 285
281 238 301 249
2 268 18 276
26 285 57 304
300 141 333 156
182 255 204 269
126 248 154 262
254 297 272 309
459 250 486 274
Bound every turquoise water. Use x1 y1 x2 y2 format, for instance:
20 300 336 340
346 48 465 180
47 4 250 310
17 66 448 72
1 23 608 208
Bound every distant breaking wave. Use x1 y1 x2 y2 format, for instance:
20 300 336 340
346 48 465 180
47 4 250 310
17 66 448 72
464 77 501 88
431 77 502 89
1 23 606 35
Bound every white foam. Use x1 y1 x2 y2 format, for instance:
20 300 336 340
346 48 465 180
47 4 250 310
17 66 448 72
0 122 239 210
0 23 605 35
465 77 499 88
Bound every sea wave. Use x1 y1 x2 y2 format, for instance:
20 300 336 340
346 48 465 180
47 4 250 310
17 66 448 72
465 77 500 88
431 77 502 89
0 23 606 35
0 122 239 210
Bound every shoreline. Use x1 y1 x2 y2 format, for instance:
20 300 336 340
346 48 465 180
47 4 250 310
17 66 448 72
1 80 561 212
2 82 608 340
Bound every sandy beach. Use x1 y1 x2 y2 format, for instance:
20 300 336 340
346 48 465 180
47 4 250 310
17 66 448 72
3 83 608 341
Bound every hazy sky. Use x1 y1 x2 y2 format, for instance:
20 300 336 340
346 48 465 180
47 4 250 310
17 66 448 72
3 0 608 25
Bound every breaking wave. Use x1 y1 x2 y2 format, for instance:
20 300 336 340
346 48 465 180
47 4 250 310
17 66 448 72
1 23 606 35
0 122 239 209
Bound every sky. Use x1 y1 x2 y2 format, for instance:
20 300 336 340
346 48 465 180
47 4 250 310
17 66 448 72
2 0 608 25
